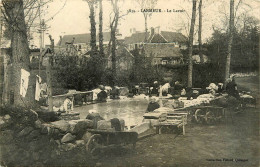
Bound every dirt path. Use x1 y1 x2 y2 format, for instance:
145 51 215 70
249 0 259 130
93 108 259 167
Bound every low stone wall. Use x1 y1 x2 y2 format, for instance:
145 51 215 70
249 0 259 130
0 106 96 166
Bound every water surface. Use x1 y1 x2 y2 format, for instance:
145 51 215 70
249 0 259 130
74 98 150 128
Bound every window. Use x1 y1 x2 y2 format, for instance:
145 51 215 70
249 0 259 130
161 60 168 65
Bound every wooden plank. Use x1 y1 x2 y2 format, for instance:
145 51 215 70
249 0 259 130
167 112 188 115
167 116 182 118
190 106 224 109
52 91 93 98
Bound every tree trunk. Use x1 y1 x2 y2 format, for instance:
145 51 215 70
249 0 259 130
198 0 204 63
89 1 96 55
225 0 234 85
99 0 104 56
144 14 148 42
110 0 119 86
3 0 35 106
187 0 197 88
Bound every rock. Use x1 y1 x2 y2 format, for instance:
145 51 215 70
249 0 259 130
69 119 93 137
0 117 4 125
51 120 70 132
26 130 40 141
75 140 85 147
97 120 111 130
24 109 38 122
0 115 12 130
29 135 49 151
59 112 80 121
82 132 92 143
34 120 43 129
55 140 61 146
40 124 49 134
17 127 34 137
36 110 59 122
49 128 63 140
61 133 76 143
60 143 76 151
4 114 11 120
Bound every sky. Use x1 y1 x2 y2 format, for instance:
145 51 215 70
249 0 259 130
30 0 260 47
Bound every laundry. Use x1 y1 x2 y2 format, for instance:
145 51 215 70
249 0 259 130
20 69 30 97
35 75 42 101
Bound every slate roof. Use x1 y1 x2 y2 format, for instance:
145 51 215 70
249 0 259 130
124 31 187 44
150 34 168 43
58 32 111 46
160 31 187 43
144 44 183 58
124 32 150 44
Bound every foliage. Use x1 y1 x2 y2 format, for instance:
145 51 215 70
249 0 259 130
130 49 164 85
206 18 259 73
54 53 105 91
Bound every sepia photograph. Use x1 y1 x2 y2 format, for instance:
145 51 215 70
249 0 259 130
0 0 259 166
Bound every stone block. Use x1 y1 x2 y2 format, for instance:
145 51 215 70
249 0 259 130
34 119 43 129
60 143 76 151
25 130 40 141
61 133 76 143
50 120 70 132
97 120 111 130
69 119 94 135
17 127 34 137
75 140 85 147
0 115 12 130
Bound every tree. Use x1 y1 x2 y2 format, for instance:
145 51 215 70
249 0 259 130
187 0 197 88
198 0 203 63
1 0 65 106
206 14 259 75
86 0 97 55
1 0 33 106
99 0 104 57
109 0 119 86
135 0 157 42
225 0 234 85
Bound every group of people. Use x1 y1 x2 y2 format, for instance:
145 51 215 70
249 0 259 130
96 86 122 102
145 76 241 113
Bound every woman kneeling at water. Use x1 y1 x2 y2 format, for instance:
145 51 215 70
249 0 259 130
146 97 160 113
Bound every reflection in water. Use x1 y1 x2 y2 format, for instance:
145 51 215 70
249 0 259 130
74 99 149 128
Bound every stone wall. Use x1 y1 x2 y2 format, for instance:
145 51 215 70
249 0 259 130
0 106 96 166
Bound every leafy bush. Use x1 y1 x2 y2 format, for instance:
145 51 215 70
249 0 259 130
54 54 105 91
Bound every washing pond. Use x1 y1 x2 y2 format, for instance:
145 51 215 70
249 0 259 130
74 98 151 129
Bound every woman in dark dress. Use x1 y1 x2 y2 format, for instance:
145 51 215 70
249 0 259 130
146 97 160 113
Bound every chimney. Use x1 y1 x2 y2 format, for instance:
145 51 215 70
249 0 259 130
155 26 160 34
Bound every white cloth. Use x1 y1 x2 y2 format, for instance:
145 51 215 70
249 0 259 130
20 69 30 97
161 83 170 93
64 98 73 112
35 75 42 101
